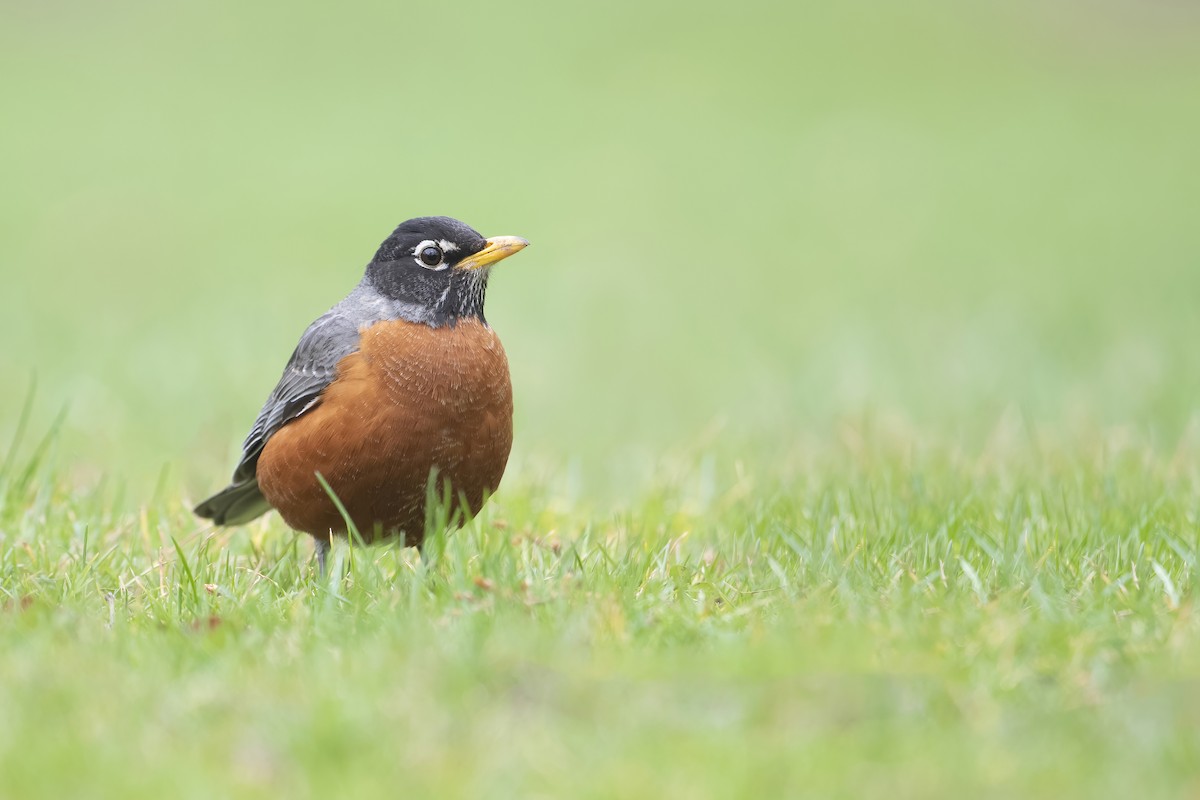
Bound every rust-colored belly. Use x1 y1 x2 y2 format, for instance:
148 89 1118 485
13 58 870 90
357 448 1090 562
256 318 513 545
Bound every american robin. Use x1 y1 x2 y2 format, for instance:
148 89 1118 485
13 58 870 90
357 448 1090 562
194 216 528 570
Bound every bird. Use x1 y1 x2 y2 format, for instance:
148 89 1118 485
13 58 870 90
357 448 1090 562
194 216 528 571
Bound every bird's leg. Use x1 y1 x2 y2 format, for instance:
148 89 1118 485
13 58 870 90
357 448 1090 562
315 538 330 577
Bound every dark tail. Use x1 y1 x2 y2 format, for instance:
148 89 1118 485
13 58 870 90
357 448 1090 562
194 480 272 526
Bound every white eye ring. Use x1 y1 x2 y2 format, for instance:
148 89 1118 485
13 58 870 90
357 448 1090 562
413 240 447 270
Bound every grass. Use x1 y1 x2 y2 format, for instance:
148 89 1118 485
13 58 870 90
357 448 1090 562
3 425 1200 797
3 0 1200 796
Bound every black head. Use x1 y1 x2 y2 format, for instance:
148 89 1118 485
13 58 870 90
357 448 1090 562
364 216 528 326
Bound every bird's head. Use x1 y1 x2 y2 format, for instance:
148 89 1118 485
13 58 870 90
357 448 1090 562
364 216 528 326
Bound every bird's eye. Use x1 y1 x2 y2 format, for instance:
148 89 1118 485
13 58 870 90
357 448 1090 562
417 244 444 268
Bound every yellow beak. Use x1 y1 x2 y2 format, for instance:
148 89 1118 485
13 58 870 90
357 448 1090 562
454 235 529 271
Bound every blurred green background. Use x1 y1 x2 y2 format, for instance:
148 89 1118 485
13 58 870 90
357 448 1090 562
1 0 1198 497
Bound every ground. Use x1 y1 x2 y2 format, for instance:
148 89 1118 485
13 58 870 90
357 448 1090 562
4 429 1200 797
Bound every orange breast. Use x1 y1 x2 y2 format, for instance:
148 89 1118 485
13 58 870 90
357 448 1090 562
256 318 513 544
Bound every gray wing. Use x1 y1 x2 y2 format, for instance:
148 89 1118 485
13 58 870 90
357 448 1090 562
194 311 363 525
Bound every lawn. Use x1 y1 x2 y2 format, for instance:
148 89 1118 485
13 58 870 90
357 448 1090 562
2 1 1200 797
